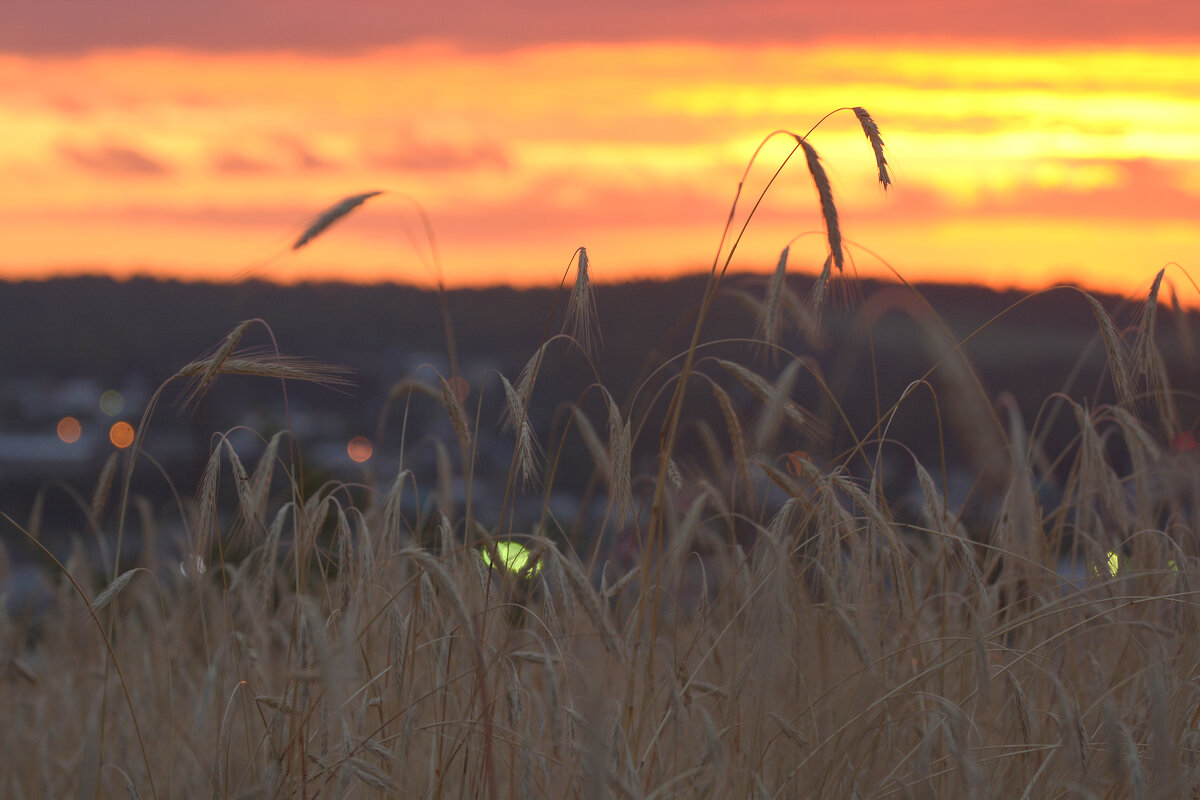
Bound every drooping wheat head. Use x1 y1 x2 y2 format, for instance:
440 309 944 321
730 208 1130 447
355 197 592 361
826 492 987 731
292 190 384 251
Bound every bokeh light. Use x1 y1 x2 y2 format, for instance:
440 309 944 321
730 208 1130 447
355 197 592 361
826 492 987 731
56 416 82 444
99 389 124 417
109 420 135 448
179 554 207 577
1098 550 1180 577
479 540 541 577
347 436 373 463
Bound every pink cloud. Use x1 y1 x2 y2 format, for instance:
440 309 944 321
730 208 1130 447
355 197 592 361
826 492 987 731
957 159 1198 220
59 144 170 176
212 152 271 174
370 139 509 173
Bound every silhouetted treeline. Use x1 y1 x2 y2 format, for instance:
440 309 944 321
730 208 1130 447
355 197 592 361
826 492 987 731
0 271 1195 497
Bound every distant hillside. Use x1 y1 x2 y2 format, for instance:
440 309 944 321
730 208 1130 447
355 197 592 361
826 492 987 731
0 272 1195 539
0 272 1160 380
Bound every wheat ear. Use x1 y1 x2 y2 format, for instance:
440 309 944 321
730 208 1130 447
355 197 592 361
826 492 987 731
756 246 789 351
1082 292 1134 407
500 374 540 488
601 388 633 527
795 138 843 270
438 375 473 451
293 191 383 250
852 107 891 190
182 320 251 407
565 246 600 356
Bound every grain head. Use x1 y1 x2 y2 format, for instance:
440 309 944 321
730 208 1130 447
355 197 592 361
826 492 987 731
292 191 383 251
795 137 843 270
566 246 601 357
852 107 891 190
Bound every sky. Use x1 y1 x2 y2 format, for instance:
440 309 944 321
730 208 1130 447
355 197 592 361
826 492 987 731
1 1 1198 297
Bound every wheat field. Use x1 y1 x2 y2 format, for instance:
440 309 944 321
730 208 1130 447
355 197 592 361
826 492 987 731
3 107 1199 799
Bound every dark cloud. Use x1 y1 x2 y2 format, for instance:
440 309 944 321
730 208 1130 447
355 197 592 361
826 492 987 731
60 144 170 176
1 0 1195 54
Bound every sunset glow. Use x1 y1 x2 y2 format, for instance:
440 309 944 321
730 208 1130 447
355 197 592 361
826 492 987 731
1 41 1197 298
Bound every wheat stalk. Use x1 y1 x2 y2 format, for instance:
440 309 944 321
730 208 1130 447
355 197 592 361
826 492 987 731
190 441 223 575
181 320 251 407
438 374 473 451
1134 269 1179 432
401 545 476 641
852 107 891 190
177 354 350 384
709 381 750 489
756 245 790 352
808 253 834 323
795 138 843 270
601 388 634 528
90 452 119 528
565 246 601 356
90 568 139 614
500 374 540 488
715 358 825 443
238 429 285 536
1083 291 1134 406
292 191 383 250
752 359 804 453
572 405 610 477
551 545 622 655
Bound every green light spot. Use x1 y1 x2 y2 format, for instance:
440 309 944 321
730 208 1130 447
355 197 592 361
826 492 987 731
99 390 124 417
480 541 540 577
1094 550 1122 578
1095 551 1180 577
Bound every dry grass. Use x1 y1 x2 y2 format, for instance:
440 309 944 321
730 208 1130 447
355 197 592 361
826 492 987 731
4 108 1200 799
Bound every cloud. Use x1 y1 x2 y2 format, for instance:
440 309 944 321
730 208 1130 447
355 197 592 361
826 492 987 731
417 178 730 238
2 0 1195 54
59 144 169 176
295 147 331 171
212 152 271 174
371 139 509 172
211 140 338 174
965 159 1199 220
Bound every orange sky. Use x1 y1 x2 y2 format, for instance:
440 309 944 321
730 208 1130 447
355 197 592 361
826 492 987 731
1 37 1198 298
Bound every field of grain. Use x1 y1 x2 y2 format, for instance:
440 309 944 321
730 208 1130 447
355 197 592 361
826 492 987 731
3 108 1199 799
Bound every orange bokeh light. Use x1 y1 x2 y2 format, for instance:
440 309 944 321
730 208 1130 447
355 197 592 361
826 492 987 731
347 436 373 463
57 416 82 444
109 421 135 448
